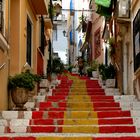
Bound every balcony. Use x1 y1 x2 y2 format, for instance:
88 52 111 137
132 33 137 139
28 0 49 15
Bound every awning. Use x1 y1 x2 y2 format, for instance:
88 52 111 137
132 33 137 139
95 0 111 8
28 0 48 15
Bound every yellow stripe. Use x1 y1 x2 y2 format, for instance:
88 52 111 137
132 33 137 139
62 75 99 133
68 95 91 100
37 137 92 140
37 137 93 140
64 119 98 125
67 108 93 111
62 126 99 133
64 111 98 119
67 102 93 108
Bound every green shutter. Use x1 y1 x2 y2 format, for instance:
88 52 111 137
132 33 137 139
95 0 111 8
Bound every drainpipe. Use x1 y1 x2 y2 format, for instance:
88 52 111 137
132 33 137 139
8 0 11 110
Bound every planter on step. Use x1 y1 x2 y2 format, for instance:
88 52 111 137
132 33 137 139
11 87 28 110
92 71 99 78
105 79 116 88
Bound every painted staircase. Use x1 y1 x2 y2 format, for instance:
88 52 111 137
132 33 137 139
0 73 140 139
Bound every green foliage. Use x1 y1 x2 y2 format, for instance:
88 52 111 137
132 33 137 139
8 71 41 91
91 60 99 71
108 37 115 57
52 58 64 74
67 65 74 72
109 37 115 46
87 67 93 77
105 64 116 79
98 63 107 80
99 63 116 80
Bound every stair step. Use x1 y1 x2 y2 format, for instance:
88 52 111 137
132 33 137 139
0 125 136 133
39 102 120 109
0 118 133 126
1 135 140 140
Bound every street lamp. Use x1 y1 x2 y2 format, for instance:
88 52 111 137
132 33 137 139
63 30 67 37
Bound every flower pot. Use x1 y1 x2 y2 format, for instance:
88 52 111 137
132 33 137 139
106 79 116 88
92 71 99 78
11 87 28 110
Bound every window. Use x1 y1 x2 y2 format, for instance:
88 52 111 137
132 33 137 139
0 0 3 32
133 9 140 72
26 17 32 66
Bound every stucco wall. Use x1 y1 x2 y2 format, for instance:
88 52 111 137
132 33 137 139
91 14 104 63
10 0 38 75
20 0 38 73
0 0 10 110
0 50 8 110
10 0 20 74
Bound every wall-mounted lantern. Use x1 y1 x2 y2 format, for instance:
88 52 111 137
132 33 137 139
63 30 66 37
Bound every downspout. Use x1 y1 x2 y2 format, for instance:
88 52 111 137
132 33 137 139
8 0 11 110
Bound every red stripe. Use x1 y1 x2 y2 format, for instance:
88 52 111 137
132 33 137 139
12 137 36 140
98 111 131 118
29 126 56 133
39 107 66 111
58 102 67 107
94 107 121 111
88 92 105 95
0 138 9 140
87 89 104 92
39 102 52 108
31 119 54 125
93 102 120 108
98 118 133 125
99 126 136 133
32 111 44 119
90 95 114 100
48 111 64 118
94 137 140 140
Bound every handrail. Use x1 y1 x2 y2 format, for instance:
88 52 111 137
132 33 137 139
0 62 6 70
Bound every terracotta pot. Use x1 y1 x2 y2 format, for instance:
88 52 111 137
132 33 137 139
11 87 28 110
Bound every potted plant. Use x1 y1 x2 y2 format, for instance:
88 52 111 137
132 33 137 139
87 67 93 77
105 64 116 88
8 70 41 110
52 58 64 74
91 60 99 78
98 63 107 85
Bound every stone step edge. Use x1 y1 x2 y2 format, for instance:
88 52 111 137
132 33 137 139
1 133 140 137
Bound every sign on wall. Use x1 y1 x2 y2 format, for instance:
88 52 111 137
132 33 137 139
133 9 140 72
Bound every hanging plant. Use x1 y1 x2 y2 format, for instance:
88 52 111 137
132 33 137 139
108 37 115 57
78 14 88 32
